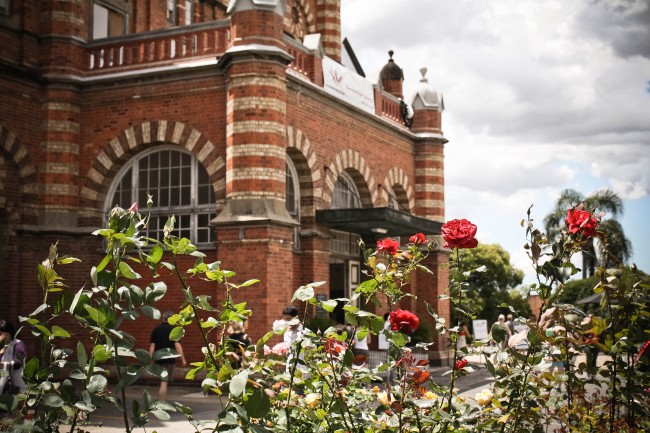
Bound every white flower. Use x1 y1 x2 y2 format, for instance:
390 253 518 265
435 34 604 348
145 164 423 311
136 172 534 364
475 388 494 407
273 320 288 333
304 393 320 408
376 263 387 272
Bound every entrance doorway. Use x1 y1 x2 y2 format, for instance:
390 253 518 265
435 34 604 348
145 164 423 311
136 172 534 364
329 259 360 324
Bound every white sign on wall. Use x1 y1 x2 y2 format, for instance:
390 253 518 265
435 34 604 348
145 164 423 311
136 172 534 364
322 56 375 114
472 319 489 340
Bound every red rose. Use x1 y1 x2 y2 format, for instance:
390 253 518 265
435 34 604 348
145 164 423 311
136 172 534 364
455 358 468 370
409 233 426 244
565 208 599 239
389 309 420 334
377 238 400 255
441 219 478 249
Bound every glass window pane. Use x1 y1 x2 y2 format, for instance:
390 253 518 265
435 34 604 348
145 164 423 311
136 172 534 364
107 148 218 246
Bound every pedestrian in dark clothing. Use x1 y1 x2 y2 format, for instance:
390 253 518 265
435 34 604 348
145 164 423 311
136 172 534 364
225 322 251 369
149 310 186 401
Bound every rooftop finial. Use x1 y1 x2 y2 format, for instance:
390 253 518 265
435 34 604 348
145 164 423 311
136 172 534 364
388 50 394 62
419 67 428 83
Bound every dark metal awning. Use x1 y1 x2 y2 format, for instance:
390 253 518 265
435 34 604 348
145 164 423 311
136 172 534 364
316 207 441 238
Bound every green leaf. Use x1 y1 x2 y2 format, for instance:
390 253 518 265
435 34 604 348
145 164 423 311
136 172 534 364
169 326 184 342
140 305 161 320
148 245 164 265
84 305 107 326
322 299 338 312
95 254 111 273
146 282 167 303
134 348 151 365
93 345 111 362
118 261 141 279
237 279 259 288
23 357 39 380
292 285 315 302
43 393 64 408
151 409 171 421
30 303 49 317
77 342 88 368
51 325 71 338
229 370 248 397
244 388 271 418
87 375 108 394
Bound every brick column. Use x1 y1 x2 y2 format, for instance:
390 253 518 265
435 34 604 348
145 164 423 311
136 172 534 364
37 0 86 226
315 0 341 62
215 0 298 339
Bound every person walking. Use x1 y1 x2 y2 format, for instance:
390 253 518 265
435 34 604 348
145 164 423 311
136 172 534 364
149 310 186 401
0 320 27 395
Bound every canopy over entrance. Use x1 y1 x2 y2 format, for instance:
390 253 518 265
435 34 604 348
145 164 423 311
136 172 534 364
315 207 441 238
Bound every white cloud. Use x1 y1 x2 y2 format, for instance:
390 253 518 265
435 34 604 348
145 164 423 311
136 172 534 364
341 0 650 280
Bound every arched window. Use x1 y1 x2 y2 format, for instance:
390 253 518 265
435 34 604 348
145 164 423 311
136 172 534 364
286 157 300 250
332 171 361 209
106 146 216 246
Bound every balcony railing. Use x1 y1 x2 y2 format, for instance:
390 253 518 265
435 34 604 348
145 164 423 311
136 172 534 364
86 22 230 74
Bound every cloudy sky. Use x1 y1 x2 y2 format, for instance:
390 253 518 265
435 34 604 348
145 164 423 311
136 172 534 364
340 0 650 284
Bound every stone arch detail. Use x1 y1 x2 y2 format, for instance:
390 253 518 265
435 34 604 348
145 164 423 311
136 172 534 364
81 120 225 212
383 167 415 211
286 126 321 216
0 124 37 221
322 149 378 207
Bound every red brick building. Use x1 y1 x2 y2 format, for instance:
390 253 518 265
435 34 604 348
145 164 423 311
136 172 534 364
0 0 450 364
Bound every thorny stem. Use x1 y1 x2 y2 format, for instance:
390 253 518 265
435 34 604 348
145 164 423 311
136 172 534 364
604 287 616 433
443 248 463 432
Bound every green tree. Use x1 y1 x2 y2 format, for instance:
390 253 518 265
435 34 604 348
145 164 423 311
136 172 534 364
460 243 528 322
543 188 631 278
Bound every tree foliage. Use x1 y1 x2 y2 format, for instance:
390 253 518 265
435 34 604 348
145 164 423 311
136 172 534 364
459 243 528 321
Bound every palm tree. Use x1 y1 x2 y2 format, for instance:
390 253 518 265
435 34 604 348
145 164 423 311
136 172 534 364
543 189 631 278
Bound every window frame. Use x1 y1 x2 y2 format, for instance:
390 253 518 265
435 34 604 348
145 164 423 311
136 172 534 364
285 156 301 251
105 145 216 247
92 0 128 40
0 0 10 16
331 171 362 209
167 0 177 25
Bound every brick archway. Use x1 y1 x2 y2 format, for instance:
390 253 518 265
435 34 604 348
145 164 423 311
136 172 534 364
286 125 321 217
81 121 225 215
383 167 415 211
0 124 37 222
322 149 378 207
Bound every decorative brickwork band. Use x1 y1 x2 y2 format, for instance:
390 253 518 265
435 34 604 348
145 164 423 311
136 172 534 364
414 142 445 222
382 167 415 211
286 125 321 217
81 121 224 221
322 149 377 207
0 125 37 223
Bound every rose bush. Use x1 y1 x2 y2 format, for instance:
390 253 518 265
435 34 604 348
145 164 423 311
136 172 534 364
2 203 649 433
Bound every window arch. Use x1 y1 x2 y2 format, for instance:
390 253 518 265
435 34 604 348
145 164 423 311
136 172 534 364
332 171 362 209
106 146 216 246
286 156 300 250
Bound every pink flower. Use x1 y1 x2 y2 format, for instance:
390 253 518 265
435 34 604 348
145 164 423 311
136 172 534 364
377 238 400 255
441 219 478 249
409 233 426 244
565 207 599 239
390 309 420 334
271 342 289 356
263 345 272 356
127 202 139 213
